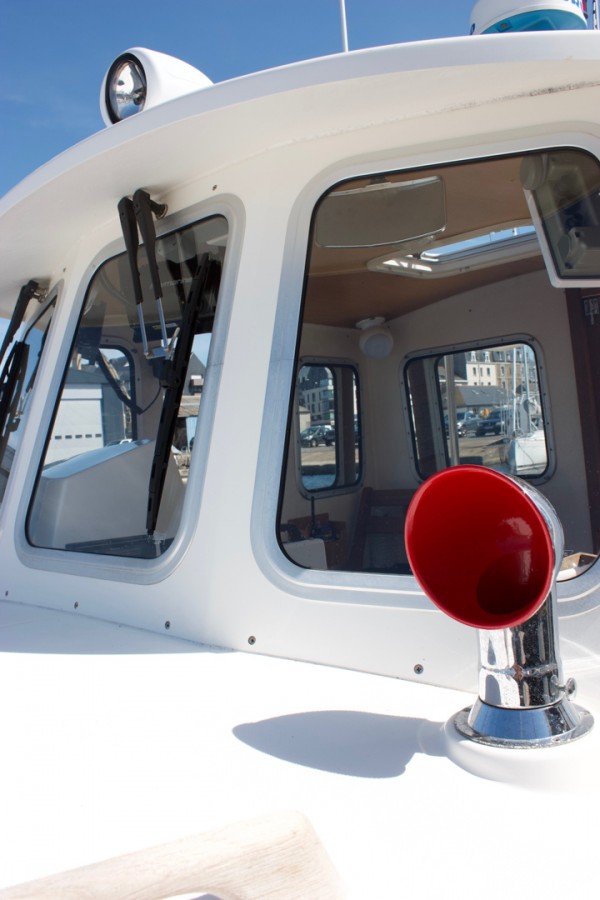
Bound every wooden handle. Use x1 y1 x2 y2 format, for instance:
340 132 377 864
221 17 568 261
0 810 344 899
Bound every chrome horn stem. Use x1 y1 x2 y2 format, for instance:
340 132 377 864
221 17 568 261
456 599 592 747
458 483 592 747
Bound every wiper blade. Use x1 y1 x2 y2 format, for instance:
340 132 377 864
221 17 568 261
146 254 221 536
0 280 39 365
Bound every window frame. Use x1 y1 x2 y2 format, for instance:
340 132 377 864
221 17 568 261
15 194 242 584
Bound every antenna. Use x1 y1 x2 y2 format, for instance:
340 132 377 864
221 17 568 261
339 0 349 52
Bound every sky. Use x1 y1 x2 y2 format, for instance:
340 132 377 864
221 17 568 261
0 0 478 198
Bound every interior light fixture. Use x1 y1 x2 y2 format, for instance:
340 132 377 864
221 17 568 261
356 317 394 359
368 225 540 279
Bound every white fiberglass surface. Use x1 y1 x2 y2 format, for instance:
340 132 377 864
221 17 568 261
0 600 599 899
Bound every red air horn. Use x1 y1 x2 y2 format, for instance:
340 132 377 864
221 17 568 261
405 466 593 747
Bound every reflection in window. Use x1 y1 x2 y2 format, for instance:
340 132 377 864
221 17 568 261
406 341 548 480
0 300 55 507
278 363 362 571
27 215 227 559
297 363 361 493
45 347 134 464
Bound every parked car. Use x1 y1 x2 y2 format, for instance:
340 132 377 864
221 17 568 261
476 409 507 436
457 411 479 437
445 410 479 437
300 425 335 447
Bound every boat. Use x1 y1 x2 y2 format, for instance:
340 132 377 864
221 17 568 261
2 1 600 896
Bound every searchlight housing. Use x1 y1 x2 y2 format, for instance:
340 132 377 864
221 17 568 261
101 48 212 126
470 0 588 34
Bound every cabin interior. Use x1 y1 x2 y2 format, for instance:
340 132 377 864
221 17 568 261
278 149 600 579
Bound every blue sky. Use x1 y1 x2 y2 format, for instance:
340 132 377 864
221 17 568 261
1 0 477 198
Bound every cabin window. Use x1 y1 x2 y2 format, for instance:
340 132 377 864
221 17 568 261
0 299 55 508
278 147 600 578
27 215 227 559
405 340 549 480
297 362 361 494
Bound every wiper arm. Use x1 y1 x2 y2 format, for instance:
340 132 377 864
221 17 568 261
133 189 169 351
118 190 168 357
0 280 40 365
146 254 221 536
118 196 149 356
0 342 30 466
0 280 43 454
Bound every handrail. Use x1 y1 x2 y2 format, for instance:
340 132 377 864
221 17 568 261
0 810 344 900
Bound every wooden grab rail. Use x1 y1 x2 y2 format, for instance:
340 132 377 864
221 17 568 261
0 810 344 900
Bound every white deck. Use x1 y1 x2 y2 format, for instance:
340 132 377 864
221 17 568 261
1 598 599 898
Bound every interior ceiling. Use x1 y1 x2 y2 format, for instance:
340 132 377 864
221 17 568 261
304 155 545 328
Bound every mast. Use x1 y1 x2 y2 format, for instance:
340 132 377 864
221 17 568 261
339 0 349 52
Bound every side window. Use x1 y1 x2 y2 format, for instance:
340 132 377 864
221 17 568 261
27 215 227 559
279 147 600 579
297 363 361 493
0 299 55 507
406 341 549 480
279 361 362 570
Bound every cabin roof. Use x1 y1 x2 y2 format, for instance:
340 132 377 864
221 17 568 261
2 31 600 316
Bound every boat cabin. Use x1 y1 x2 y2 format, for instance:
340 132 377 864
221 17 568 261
2 14 600 896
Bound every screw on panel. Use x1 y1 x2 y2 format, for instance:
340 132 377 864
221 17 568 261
248 635 256 645
414 664 424 675
74 601 79 609
164 621 171 630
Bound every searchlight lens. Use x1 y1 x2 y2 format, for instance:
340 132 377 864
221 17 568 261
106 55 147 123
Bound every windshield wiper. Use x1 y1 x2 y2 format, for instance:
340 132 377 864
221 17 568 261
0 280 44 455
0 280 40 365
0 342 30 468
146 254 221 536
133 189 169 352
118 190 167 357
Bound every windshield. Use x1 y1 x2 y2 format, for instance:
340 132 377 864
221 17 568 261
27 215 227 559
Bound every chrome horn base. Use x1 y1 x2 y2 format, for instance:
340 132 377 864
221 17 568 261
454 697 594 749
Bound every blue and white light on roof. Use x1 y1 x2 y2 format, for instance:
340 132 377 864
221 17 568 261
470 0 588 34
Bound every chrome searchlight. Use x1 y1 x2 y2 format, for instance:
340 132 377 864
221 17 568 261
405 465 593 748
100 48 213 127
105 54 147 123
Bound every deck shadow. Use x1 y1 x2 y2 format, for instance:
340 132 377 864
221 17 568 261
234 710 445 778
